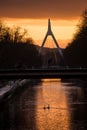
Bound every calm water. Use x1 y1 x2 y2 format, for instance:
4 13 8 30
0 79 87 130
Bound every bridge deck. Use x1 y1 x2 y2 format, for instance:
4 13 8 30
0 68 87 79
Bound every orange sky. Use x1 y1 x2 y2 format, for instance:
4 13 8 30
2 18 78 48
0 0 86 48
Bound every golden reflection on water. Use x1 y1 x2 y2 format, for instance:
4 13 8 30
35 79 71 130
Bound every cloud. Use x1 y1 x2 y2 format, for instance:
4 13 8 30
0 0 86 19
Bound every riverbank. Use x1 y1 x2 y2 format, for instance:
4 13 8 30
0 79 29 103
0 79 41 104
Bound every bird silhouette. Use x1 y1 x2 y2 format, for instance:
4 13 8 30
47 104 50 109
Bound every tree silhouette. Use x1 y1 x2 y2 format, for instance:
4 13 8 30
64 9 87 67
73 9 87 42
0 22 42 68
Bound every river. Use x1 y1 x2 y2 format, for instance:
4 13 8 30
0 79 87 130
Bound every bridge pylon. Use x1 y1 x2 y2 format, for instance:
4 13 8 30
39 19 64 60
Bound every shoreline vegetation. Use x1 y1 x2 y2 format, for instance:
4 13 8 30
64 9 87 67
0 22 42 69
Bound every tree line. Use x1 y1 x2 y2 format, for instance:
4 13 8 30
0 22 42 69
63 9 87 67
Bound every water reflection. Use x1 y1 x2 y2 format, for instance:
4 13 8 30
36 80 70 130
0 79 87 130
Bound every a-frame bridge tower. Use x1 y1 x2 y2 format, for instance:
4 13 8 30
39 19 64 66
39 19 64 60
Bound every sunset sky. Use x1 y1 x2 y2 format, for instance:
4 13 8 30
0 0 86 48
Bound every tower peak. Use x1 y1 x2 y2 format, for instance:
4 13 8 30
47 19 52 35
